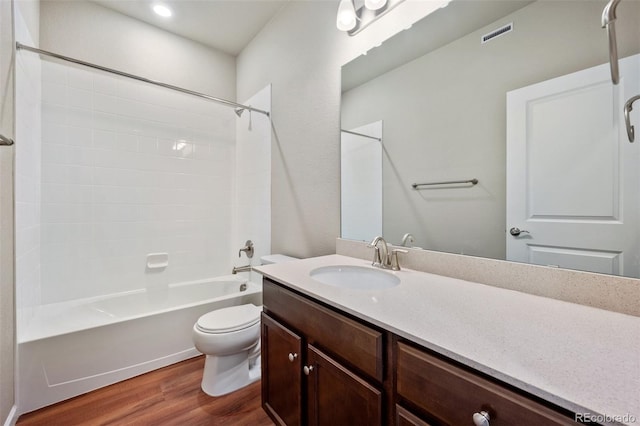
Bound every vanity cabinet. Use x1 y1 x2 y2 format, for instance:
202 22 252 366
262 278 581 426
262 279 384 426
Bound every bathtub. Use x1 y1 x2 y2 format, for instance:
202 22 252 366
17 276 262 415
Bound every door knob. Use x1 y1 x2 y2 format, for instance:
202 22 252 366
472 410 490 426
509 227 530 236
288 353 298 362
303 365 314 375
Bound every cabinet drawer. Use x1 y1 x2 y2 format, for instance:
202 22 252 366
396 342 577 426
396 405 433 426
264 279 384 382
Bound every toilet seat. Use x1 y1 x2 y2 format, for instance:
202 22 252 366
196 304 261 334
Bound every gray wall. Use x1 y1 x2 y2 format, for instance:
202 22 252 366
235 0 430 257
237 2 342 258
0 0 15 422
341 0 640 259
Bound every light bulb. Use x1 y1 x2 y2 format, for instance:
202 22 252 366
153 4 172 18
364 0 387 11
336 0 357 32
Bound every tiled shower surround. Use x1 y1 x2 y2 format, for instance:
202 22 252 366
17 56 260 310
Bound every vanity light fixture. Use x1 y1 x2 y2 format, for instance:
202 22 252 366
338 0 452 36
153 4 173 18
337 0 403 36
365 0 387 11
336 0 358 32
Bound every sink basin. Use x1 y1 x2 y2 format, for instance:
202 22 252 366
309 265 400 290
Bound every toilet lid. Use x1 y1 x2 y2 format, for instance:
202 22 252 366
196 304 261 333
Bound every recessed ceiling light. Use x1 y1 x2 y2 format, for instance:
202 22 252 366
153 4 172 18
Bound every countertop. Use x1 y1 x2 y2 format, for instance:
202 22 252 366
255 254 640 426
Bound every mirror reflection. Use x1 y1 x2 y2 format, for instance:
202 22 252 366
341 0 640 277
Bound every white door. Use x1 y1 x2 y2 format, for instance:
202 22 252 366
506 54 640 277
341 121 383 241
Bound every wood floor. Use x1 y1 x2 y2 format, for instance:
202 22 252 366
17 356 274 426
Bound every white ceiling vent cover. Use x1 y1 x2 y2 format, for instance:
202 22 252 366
481 23 513 44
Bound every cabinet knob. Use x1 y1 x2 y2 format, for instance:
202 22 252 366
472 411 490 426
303 365 314 375
288 352 298 362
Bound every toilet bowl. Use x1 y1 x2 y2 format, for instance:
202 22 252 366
192 303 262 397
193 254 299 397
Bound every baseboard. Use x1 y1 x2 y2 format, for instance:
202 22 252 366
3 405 18 426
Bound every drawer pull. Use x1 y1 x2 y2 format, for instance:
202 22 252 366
303 365 314 375
288 352 298 362
472 411 490 426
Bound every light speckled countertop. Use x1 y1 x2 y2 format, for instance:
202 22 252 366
255 254 640 426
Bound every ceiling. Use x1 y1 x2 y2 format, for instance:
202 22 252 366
92 0 288 56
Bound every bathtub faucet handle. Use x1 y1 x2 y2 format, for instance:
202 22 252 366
238 240 254 259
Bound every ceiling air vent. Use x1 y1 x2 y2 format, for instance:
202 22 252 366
481 23 513 44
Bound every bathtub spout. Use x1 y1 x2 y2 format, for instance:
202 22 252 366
232 265 252 274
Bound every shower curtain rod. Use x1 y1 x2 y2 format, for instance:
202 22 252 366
16 42 270 117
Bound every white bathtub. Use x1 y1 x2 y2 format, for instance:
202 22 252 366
17 276 262 415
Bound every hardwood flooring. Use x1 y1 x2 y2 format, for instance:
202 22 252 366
17 356 274 426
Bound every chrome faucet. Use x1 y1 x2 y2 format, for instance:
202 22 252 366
368 236 408 271
400 233 415 247
368 236 389 268
232 265 252 274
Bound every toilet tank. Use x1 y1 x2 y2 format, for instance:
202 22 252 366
260 254 298 265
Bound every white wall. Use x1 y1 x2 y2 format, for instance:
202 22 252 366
6 0 40 422
237 0 447 258
15 0 42 339
0 0 15 418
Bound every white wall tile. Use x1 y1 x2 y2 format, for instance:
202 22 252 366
93 93 118 114
67 65 93 91
41 122 67 144
17 57 271 307
41 81 66 105
41 60 67 85
67 87 92 110
93 72 118 96
42 103 67 125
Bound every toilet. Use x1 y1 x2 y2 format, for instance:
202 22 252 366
192 254 297 396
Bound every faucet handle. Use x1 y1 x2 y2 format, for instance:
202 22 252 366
238 240 254 258
368 245 383 267
390 249 408 271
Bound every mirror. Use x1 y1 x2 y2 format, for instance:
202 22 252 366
341 0 640 278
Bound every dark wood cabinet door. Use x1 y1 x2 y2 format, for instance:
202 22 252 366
306 344 382 426
261 313 303 426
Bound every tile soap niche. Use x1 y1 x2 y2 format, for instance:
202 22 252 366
146 253 169 270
